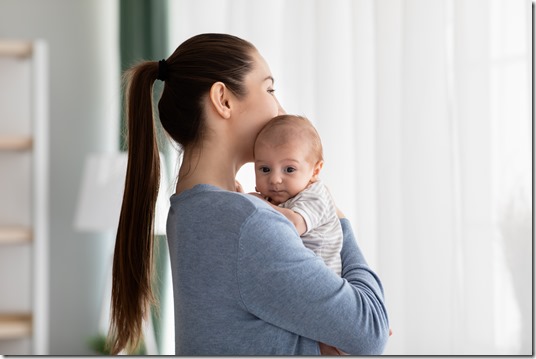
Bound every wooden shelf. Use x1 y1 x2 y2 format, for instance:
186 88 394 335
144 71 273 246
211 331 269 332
0 39 48 354
0 314 32 339
0 227 32 244
0 41 32 58
0 137 33 151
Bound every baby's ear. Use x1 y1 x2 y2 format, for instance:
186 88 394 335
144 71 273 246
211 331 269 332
311 160 324 181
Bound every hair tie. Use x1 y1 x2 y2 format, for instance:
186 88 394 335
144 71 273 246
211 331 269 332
157 59 168 81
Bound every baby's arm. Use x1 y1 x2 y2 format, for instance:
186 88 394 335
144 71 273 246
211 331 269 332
272 206 307 236
248 193 307 235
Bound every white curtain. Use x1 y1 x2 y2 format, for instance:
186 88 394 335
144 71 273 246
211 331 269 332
163 0 532 355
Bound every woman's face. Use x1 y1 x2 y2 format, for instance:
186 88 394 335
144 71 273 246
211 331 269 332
232 50 285 163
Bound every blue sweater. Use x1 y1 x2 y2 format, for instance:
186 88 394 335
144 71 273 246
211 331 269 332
166 184 389 355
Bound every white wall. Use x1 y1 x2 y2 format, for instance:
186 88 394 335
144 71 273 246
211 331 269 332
0 0 119 354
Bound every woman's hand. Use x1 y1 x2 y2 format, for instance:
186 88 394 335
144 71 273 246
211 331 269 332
324 184 345 219
319 342 347 355
336 207 346 219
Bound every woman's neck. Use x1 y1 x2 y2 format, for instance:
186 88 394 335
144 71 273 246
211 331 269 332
175 146 243 194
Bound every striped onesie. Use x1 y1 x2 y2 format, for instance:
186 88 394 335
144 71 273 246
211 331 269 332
279 179 343 275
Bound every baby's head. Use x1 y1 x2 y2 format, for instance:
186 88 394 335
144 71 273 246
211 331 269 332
253 115 324 205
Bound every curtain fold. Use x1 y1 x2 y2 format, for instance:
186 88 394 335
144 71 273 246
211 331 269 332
120 0 168 150
119 0 169 354
165 0 531 354
120 1 167 69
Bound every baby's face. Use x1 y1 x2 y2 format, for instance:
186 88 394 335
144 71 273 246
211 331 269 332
254 140 320 205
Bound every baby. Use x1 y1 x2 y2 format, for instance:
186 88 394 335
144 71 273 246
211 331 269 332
252 114 343 275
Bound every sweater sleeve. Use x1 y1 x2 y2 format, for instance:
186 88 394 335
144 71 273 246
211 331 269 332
236 209 390 355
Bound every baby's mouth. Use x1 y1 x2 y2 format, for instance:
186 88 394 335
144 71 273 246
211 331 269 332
269 189 289 202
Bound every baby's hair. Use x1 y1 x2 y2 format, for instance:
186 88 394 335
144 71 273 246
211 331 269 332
255 114 324 164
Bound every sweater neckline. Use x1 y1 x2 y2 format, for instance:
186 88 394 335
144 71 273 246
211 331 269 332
170 183 223 202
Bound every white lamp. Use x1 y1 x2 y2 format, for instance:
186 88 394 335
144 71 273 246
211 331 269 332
74 152 171 354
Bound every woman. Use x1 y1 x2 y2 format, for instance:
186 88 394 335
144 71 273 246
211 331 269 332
108 33 389 355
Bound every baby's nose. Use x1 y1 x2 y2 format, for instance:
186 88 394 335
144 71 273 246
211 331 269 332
270 173 283 184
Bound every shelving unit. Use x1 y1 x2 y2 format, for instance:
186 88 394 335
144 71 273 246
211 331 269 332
0 314 32 339
0 227 32 245
0 40 49 354
0 136 33 151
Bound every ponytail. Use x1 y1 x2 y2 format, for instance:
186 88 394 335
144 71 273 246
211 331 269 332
106 33 258 354
108 61 160 354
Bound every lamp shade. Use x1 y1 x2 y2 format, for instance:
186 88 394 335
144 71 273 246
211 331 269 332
74 152 170 235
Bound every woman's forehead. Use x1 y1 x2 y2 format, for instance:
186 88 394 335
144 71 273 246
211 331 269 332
248 50 273 81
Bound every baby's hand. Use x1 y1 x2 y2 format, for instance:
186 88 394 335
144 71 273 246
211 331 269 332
235 180 245 193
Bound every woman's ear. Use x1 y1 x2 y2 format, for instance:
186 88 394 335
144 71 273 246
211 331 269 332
209 81 232 119
311 160 324 181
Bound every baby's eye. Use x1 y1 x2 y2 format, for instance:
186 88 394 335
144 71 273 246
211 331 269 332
284 167 296 173
259 166 271 173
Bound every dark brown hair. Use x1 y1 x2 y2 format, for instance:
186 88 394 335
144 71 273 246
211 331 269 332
108 33 256 354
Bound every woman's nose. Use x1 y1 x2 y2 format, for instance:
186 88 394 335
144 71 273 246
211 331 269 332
276 98 286 115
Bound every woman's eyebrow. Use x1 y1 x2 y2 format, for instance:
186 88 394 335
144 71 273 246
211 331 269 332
264 76 274 84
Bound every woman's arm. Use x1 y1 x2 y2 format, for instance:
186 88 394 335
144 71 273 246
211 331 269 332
237 208 390 354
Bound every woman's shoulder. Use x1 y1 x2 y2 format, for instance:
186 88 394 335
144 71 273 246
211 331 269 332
170 183 278 218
